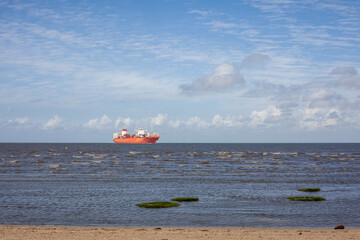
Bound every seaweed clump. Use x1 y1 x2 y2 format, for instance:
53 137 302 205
171 197 199 202
136 201 180 208
286 196 325 201
297 188 320 192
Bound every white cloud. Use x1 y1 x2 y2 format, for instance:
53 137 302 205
299 107 360 131
297 107 340 130
211 114 243 127
249 105 282 127
84 115 112 130
180 63 245 93
6 117 30 129
115 117 133 129
114 114 168 130
113 114 168 130
168 114 243 129
43 115 63 130
169 119 182 128
150 113 168 126
8 117 28 125
169 116 209 129
185 116 209 128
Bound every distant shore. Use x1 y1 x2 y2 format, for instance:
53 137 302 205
1 225 359 240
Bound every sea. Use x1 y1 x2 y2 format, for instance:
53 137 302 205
1 143 359 228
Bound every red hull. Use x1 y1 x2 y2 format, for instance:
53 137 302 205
113 136 160 144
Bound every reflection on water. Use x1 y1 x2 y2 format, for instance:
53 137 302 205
0 143 360 227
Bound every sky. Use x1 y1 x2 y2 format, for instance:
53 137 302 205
1 0 360 143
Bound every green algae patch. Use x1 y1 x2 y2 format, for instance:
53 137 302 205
297 188 320 192
171 197 199 202
287 196 325 201
136 201 180 208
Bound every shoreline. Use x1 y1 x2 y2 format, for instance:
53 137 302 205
1 225 359 240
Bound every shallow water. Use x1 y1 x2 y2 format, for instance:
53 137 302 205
1 143 359 227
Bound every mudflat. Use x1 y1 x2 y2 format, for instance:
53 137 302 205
1 225 358 240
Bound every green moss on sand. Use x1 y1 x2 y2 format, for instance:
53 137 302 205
136 201 180 208
171 197 199 202
297 188 320 192
286 196 325 201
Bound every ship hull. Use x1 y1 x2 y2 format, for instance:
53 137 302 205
113 136 159 144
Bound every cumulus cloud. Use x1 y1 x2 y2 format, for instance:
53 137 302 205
185 116 209 128
249 105 281 127
169 119 182 128
43 115 64 130
150 113 168 126
241 53 271 68
168 113 249 129
115 117 133 129
180 63 245 93
8 117 28 125
169 116 209 129
114 114 167 129
84 115 112 130
6 117 30 129
168 110 286 130
297 107 341 130
211 114 243 127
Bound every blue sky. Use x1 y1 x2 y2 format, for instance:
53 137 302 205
1 0 360 143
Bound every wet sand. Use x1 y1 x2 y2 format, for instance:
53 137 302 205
1 225 358 240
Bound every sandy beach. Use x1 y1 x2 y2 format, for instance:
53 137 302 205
0 225 358 240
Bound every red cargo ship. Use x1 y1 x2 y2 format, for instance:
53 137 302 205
113 128 160 144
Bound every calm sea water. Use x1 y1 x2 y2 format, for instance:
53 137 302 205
1 143 359 227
